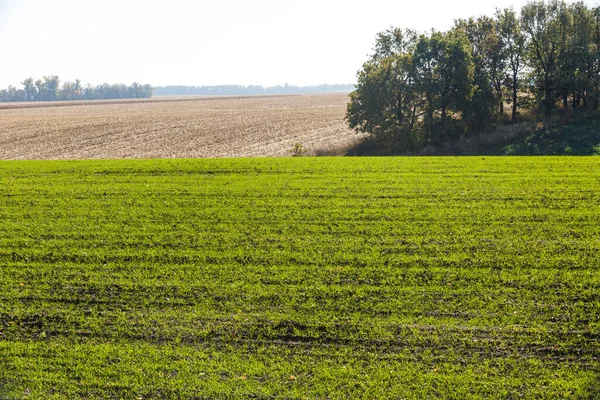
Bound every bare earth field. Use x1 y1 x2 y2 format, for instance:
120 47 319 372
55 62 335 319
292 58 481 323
0 93 363 159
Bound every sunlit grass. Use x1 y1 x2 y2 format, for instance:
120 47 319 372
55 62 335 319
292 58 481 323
1 157 598 398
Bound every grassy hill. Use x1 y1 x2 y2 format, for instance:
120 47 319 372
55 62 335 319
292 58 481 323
1 157 598 398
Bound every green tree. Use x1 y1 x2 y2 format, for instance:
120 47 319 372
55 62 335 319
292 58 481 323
43 75 60 101
59 81 81 100
554 3 576 119
413 31 474 142
347 53 422 150
34 79 46 101
346 0 600 154
565 2 597 112
453 16 506 125
22 78 36 101
521 0 571 127
497 7 526 123
370 27 417 61
73 79 82 99
347 28 423 150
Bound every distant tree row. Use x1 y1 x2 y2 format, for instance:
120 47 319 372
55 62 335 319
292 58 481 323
153 83 354 97
347 0 600 151
0 76 152 102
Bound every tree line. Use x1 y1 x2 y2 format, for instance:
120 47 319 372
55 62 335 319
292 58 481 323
0 76 153 102
154 83 355 97
347 0 600 152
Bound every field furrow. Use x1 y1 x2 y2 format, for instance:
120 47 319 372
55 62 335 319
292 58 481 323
0 157 599 398
0 94 364 160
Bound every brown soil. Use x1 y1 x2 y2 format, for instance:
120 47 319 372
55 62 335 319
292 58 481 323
0 93 364 159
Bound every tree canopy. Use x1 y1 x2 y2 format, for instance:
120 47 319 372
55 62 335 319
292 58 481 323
0 77 152 102
347 0 600 152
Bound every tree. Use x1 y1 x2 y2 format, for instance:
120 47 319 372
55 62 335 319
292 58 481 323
497 7 526 123
348 28 474 149
564 2 597 111
453 16 507 125
73 79 82 99
2 76 153 103
347 53 422 150
59 81 82 100
22 78 36 102
346 0 600 153
35 79 46 101
43 75 60 101
347 28 424 151
412 31 474 142
521 0 571 127
370 27 417 61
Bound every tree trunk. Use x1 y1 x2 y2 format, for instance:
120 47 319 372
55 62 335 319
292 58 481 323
441 105 447 142
511 85 518 124
396 94 404 126
543 71 552 130
426 93 434 142
409 102 417 133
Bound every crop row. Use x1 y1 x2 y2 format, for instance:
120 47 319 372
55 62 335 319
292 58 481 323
0 157 598 398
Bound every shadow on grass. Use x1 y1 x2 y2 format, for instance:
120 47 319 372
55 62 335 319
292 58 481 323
581 373 600 400
0 355 17 400
341 118 600 157
498 119 600 156
343 136 386 156
0 377 10 399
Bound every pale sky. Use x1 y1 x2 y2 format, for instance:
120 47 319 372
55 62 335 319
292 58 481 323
0 0 598 88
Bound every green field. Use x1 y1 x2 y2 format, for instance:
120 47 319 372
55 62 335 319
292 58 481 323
0 157 599 399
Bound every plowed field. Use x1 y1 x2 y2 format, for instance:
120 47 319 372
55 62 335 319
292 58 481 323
0 93 362 159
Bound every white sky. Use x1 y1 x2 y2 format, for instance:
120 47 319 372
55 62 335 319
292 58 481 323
0 0 598 88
